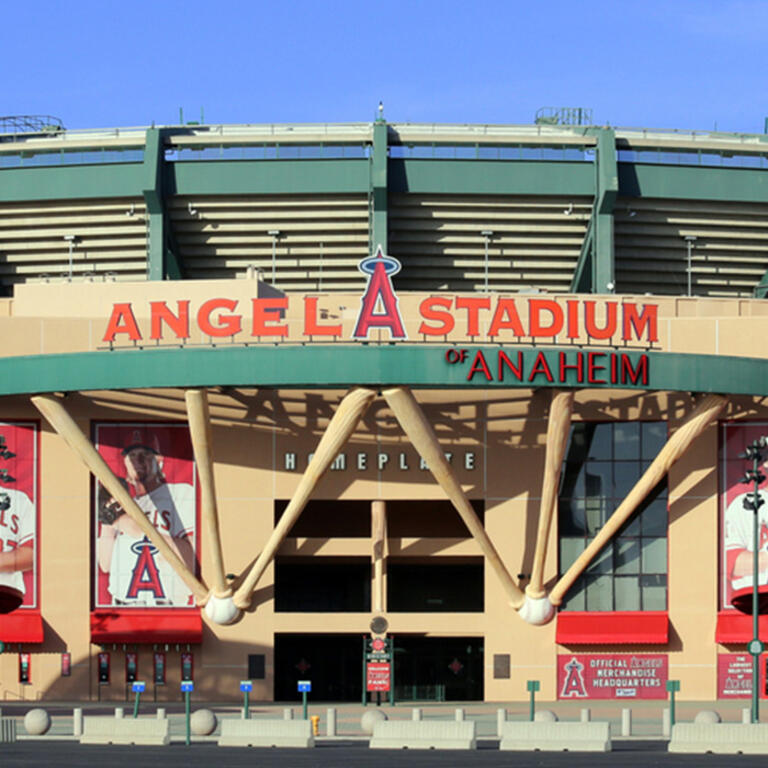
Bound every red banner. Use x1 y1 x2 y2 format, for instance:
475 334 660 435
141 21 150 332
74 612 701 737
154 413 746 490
366 662 391 692
0 422 39 611
557 654 668 699
717 653 763 698
93 423 199 609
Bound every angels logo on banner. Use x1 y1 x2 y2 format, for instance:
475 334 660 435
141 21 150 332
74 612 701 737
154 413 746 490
0 423 38 614
93 423 199 608
721 422 768 608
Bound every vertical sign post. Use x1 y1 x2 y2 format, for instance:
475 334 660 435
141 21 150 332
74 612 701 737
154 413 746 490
666 679 680 728
527 680 540 721
297 680 311 720
131 681 146 718
738 437 766 724
181 680 194 745
240 680 252 718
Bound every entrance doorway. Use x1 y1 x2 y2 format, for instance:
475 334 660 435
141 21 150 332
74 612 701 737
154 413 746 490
274 634 362 702
395 635 484 701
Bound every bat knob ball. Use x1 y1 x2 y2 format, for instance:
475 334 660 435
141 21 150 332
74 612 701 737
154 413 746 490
204 594 241 625
518 594 555 625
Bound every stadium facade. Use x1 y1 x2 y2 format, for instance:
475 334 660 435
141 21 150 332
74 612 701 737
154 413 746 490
2 118 768 703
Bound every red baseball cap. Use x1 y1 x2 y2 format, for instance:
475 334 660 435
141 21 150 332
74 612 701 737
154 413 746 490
121 427 162 456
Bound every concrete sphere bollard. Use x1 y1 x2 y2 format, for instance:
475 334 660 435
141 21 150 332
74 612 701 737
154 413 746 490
360 709 388 735
190 708 217 736
694 710 721 724
24 708 51 735
533 710 558 723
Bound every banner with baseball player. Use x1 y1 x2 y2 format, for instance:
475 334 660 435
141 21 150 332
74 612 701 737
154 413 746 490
0 422 38 614
721 422 768 609
93 423 199 609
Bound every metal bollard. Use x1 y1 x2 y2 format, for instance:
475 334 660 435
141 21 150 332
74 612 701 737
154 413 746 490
114 707 124 719
496 708 506 737
743 708 751 724
662 707 671 737
580 708 591 723
411 707 422 721
621 708 631 737
283 707 293 720
326 707 336 736
73 708 83 737
455 708 465 721
156 708 166 720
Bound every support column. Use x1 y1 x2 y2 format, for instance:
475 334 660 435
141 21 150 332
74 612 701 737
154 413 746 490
371 119 388 253
372 500 387 613
143 128 182 281
593 127 617 293
569 128 616 293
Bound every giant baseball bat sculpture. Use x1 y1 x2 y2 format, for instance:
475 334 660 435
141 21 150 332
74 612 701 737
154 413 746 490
186 389 228 597
32 394 208 601
527 390 574 600
185 389 241 624
382 386 525 609
549 393 728 606
233 387 377 609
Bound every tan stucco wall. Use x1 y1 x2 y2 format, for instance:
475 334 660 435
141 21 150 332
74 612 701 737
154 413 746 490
1 281 768 703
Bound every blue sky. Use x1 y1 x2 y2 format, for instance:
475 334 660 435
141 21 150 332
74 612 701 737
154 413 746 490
5 0 768 133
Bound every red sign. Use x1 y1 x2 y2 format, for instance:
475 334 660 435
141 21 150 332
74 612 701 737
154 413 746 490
366 662 391 692
717 654 762 698
102 290 658 347
557 654 668 699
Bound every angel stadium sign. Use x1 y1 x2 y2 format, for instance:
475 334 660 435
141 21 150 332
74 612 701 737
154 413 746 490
101 248 659 348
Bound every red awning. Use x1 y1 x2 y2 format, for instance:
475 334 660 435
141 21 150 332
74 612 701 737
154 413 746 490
90 610 202 644
715 611 768 643
0 610 44 643
556 611 669 644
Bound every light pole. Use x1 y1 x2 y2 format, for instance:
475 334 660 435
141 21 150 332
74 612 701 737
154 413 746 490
268 230 280 285
739 437 767 724
63 235 78 281
684 236 697 296
481 230 493 293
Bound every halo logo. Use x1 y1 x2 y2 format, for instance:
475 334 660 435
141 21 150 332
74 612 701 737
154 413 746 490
353 246 406 340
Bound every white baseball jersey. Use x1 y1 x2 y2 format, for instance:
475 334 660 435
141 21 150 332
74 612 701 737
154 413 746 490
107 482 195 607
724 490 768 591
0 487 35 596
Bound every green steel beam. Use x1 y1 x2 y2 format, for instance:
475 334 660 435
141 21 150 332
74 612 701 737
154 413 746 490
143 128 182 281
0 163 145 202
389 159 595 196
593 128 617 293
371 120 388 252
2 344 768 397
169 159 370 196
618 163 768 202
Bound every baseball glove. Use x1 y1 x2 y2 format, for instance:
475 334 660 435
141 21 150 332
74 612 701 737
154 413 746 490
97 479 129 525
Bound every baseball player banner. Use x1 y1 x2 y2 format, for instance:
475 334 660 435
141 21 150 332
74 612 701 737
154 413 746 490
93 423 199 609
721 422 768 608
557 654 668 699
0 422 39 612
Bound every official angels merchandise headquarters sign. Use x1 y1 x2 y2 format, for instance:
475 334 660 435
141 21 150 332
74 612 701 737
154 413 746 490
557 654 668 699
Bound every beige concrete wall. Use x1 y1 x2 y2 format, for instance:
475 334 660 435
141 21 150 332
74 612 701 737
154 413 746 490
1 282 767 702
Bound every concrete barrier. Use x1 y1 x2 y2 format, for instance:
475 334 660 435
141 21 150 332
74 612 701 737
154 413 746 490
499 721 611 752
670 723 768 754
1 718 17 743
80 716 170 745
218 719 314 748
370 720 476 750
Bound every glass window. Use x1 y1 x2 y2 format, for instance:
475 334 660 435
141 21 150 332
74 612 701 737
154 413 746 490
559 421 668 611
